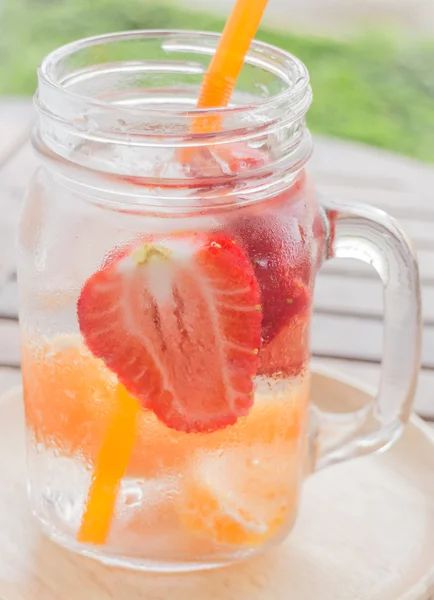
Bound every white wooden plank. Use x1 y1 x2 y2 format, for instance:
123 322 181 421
312 356 381 386
316 182 434 219
312 135 434 207
312 356 434 420
312 312 430 369
321 249 434 284
0 367 22 395
385 217 434 250
0 140 36 207
0 142 37 283
311 312 434 366
0 100 34 166
316 198 434 249
315 273 383 318
0 280 19 319
0 320 20 367
315 273 434 322
312 313 383 362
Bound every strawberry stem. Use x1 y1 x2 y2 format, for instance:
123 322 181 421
133 244 172 265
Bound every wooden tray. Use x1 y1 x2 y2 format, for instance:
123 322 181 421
1 371 434 600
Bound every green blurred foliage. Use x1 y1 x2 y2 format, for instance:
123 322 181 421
1 0 433 162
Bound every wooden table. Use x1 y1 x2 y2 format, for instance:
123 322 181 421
1 98 434 417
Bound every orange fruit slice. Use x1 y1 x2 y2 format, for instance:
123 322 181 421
22 336 119 455
22 337 309 482
21 337 192 477
178 442 301 546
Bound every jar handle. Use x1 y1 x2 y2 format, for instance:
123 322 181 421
313 197 422 470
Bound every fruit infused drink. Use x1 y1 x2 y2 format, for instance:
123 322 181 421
16 17 327 567
21 145 317 565
19 28 422 572
17 9 326 568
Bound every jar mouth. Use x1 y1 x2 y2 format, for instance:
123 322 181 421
37 29 311 132
34 29 312 195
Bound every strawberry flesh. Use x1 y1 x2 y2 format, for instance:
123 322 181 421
258 309 310 378
77 233 262 433
229 211 311 345
196 143 312 345
190 144 315 378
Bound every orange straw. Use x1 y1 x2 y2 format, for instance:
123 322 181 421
197 0 269 111
78 0 269 546
192 0 269 134
77 385 140 545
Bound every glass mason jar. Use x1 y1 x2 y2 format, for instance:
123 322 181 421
18 31 421 572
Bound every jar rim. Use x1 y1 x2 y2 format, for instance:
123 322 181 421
38 29 310 121
35 29 313 198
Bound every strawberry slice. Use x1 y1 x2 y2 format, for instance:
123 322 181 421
229 212 311 344
258 310 310 378
231 214 311 377
184 144 314 379
224 172 313 377
191 142 313 346
77 233 262 433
